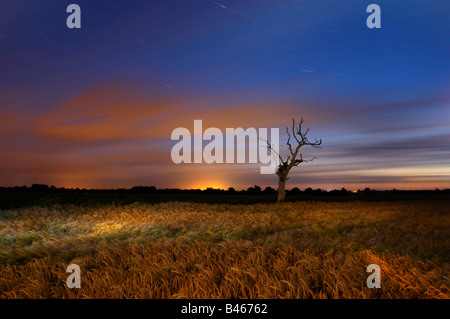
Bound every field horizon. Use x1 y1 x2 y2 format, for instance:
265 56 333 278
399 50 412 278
1 199 448 299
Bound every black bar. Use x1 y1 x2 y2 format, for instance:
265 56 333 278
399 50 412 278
0 299 447 318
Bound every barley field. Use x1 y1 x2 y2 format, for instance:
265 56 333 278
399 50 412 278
0 200 449 299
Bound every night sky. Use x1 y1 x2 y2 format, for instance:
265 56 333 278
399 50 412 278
1 0 449 190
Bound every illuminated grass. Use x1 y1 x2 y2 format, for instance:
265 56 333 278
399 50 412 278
0 201 448 298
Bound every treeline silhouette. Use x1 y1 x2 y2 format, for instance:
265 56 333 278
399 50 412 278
0 184 448 209
1 184 449 195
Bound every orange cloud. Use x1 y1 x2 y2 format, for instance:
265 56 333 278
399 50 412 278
1 80 302 188
3 79 447 190
34 81 300 145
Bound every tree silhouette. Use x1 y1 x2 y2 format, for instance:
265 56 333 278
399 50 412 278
268 118 322 202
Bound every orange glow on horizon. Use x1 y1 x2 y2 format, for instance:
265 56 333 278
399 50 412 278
186 181 228 190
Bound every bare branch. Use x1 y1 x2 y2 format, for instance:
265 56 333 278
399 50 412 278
291 118 301 144
261 138 284 164
276 118 322 176
286 127 294 156
309 138 322 148
275 117 322 202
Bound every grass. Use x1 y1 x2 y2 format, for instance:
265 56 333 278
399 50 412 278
0 200 448 298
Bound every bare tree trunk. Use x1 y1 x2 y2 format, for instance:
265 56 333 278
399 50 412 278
277 177 286 202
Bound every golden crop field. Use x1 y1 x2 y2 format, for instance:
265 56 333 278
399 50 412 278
0 200 449 299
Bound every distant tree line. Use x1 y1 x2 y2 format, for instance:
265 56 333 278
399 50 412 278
0 184 448 197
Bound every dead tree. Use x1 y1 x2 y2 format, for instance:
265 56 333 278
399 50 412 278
268 118 322 202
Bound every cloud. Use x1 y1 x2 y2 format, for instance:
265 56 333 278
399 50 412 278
0 81 297 188
1 79 449 190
